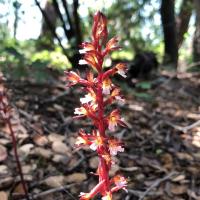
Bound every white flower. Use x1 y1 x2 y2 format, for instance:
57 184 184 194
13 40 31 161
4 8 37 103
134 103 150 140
103 87 111 95
80 94 93 104
79 59 87 65
108 121 117 132
115 96 125 104
109 145 124 156
79 49 86 54
89 142 98 151
74 107 87 115
117 70 127 78
75 136 86 146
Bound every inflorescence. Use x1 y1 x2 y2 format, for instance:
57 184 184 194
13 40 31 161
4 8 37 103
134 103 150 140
65 11 128 200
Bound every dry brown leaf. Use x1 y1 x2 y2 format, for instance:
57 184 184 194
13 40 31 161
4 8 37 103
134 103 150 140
0 165 9 175
52 141 71 155
187 189 200 200
53 104 64 111
171 184 187 195
172 174 186 183
15 100 26 108
0 144 7 162
0 191 8 200
13 182 26 195
0 177 14 188
160 153 173 170
33 134 48 146
109 164 120 176
18 144 34 158
89 156 98 169
52 154 69 164
176 152 194 161
65 173 87 183
31 147 53 159
44 176 65 188
0 138 11 145
48 133 65 143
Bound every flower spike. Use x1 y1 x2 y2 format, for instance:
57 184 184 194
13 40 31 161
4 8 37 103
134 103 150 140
66 11 127 200
92 11 108 45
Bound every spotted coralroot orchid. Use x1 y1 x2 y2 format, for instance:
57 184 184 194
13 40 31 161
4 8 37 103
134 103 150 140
0 74 30 200
65 11 128 200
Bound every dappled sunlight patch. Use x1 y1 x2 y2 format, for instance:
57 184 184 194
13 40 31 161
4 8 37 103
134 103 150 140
31 49 71 70
192 128 200 148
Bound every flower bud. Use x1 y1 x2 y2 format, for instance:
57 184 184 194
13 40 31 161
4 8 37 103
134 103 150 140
92 11 108 45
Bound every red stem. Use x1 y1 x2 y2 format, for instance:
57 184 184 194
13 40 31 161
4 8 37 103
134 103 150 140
6 119 30 200
97 71 110 195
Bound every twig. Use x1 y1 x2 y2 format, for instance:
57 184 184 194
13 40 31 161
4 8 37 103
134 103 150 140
0 97 30 199
128 189 144 197
138 171 177 200
42 91 69 103
165 120 200 133
186 61 200 69
21 183 78 200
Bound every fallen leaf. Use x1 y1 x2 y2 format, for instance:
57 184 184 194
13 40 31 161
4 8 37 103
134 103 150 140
48 133 65 143
160 153 173 170
89 156 98 169
171 184 187 195
0 165 9 175
0 138 11 145
172 174 186 183
44 176 65 188
52 141 71 155
15 100 26 108
33 134 48 146
0 177 14 188
22 164 37 174
65 173 87 183
187 189 200 200
13 182 26 195
52 154 69 164
18 144 34 158
176 152 194 161
31 147 52 159
0 191 8 200
0 144 7 161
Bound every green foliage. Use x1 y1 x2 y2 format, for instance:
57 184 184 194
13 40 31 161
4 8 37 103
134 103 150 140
106 0 162 56
31 48 71 70
0 39 28 78
187 65 200 72
135 81 152 90
0 36 71 81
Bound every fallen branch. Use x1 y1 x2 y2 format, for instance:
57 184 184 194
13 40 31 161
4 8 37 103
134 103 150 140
138 171 177 200
21 183 79 200
165 120 200 133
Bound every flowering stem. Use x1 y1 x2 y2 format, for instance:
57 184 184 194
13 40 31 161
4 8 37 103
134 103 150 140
97 71 110 194
97 72 105 136
6 118 30 200
69 11 128 199
0 91 29 200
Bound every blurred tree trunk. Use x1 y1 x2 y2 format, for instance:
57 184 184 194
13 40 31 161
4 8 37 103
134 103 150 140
39 0 58 49
193 0 200 64
177 0 193 48
160 0 178 68
13 1 21 39
37 0 82 67
73 0 82 47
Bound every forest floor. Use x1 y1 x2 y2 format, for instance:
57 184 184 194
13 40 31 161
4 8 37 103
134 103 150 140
0 70 200 200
